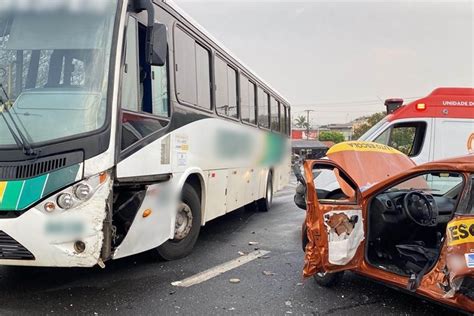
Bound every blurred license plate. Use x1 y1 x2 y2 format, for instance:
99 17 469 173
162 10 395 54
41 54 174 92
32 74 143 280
45 220 85 235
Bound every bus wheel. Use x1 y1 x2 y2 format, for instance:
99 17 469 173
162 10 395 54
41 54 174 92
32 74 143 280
257 173 273 212
156 184 201 261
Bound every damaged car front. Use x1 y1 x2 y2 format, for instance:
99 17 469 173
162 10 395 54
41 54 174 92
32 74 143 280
299 141 474 313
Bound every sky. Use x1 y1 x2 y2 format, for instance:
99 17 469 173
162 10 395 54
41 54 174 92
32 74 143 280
174 0 473 125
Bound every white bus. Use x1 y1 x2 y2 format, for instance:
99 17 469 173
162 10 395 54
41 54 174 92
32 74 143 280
0 0 291 267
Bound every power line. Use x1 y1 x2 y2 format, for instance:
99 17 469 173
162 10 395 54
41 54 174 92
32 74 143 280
291 96 422 107
293 109 383 114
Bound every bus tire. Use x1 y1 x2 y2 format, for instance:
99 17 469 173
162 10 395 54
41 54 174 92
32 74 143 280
257 172 273 212
244 201 258 212
156 183 202 261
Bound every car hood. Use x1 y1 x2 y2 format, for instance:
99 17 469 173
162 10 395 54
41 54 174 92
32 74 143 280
326 141 417 192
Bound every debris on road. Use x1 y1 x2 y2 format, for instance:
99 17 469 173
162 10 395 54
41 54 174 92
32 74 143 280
229 278 241 284
238 251 246 256
262 271 275 276
248 241 259 245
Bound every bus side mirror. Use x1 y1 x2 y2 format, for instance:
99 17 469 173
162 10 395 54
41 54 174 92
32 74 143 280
147 23 168 66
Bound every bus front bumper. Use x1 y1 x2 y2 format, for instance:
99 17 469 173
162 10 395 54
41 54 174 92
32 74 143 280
0 181 111 268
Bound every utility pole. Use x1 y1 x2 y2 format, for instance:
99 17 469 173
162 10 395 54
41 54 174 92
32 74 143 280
303 109 315 139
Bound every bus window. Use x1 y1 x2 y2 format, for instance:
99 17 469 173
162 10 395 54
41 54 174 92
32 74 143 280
240 74 250 122
280 104 286 134
241 75 257 124
287 106 291 136
227 67 238 118
175 27 197 106
216 57 238 118
121 17 139 111
120 18 167 150
270 97 279 131
248 82 257 124
258 88 270 128
174 26 211 110
151 64 169 117
195 43 211 110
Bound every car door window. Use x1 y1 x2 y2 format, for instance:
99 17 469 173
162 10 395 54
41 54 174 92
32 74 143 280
314 167 356 203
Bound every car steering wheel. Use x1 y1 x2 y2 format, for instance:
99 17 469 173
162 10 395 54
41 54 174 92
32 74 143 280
403 191 437 226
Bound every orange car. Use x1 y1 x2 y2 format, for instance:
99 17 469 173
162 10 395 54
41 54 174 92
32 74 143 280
297 141 474 313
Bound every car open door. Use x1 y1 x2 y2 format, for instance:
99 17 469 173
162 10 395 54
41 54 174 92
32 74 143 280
303 159 365 277
302 141 419 278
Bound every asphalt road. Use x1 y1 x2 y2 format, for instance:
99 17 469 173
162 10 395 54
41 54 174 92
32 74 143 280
0 182 464 315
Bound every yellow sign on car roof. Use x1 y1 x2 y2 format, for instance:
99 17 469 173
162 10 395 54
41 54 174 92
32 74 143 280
327 141 404 155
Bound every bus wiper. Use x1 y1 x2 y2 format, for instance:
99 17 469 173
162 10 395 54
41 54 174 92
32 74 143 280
0 97 25 153
0 85 38 156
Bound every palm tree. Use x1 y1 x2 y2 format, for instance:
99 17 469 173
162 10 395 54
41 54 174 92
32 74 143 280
294 115 309 129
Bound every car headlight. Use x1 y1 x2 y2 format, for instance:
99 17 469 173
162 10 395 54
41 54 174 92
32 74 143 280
41 171 109 213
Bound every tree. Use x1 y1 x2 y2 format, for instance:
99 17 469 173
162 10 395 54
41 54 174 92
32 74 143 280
352 112 386 140
319 131 345 144
294 115 310 129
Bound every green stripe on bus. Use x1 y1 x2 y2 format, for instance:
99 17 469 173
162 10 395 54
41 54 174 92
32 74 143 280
43 165 80 197
0 164 81 211
17 175 48 210
0 181 24 210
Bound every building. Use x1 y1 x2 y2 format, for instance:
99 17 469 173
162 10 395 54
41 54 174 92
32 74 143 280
291 128 319 140
318 123 354 141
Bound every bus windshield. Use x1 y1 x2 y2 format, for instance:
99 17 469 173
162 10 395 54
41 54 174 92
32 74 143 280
0 1 118 147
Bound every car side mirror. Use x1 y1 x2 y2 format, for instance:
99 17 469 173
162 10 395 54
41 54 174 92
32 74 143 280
294 183 307 210
147 23 168 66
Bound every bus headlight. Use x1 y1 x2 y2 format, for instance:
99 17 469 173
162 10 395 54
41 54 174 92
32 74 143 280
57 193 74 209
74 184 92 201
41 171 109 213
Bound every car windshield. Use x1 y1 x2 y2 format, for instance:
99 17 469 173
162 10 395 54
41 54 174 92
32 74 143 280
389 172 463 196
358 117 388 141
0 1 118 146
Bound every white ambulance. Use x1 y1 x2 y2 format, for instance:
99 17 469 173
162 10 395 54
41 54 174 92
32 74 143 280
317 87 474 199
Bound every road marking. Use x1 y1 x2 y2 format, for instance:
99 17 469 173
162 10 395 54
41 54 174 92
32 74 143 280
171 249 270 288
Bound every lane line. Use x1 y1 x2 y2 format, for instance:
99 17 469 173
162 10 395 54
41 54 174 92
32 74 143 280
171 249 270 288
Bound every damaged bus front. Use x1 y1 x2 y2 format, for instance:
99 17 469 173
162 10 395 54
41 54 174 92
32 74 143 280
300 142 474 313
0 0 174 267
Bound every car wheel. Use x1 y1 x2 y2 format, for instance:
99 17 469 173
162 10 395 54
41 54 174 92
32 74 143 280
257 172 273 212
314 271 344 287
156 183 201 261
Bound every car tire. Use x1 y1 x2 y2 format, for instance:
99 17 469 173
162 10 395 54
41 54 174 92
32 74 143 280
313 271 344 287
156 184 201 261
257 172 273 212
